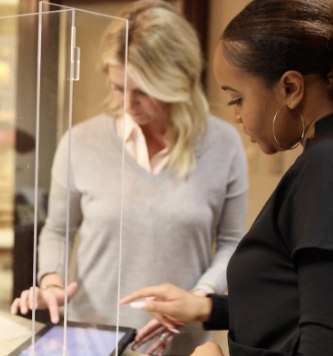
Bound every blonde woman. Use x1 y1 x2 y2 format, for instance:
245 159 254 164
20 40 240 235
11 1 247 354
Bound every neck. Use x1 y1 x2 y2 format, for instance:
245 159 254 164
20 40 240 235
300 76 333 143
140 121 169 160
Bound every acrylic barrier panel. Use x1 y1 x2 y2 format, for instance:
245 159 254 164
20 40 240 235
4 8 72 318
5 4 132 356
43 4 129 329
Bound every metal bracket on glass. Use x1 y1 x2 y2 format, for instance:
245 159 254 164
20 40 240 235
70 25 80 81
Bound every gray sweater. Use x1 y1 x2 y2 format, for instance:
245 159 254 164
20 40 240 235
38 113 248 354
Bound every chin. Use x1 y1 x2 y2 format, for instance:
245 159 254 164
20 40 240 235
132 116 149 126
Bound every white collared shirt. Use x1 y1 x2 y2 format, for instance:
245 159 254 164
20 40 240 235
114 113 171 174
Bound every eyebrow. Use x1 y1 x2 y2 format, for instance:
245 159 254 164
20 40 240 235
110 82 124 88
221 85 239 92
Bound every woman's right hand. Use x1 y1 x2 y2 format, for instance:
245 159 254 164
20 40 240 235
120 283 212 329
10 282 78 324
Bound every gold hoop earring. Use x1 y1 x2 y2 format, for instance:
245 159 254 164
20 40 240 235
272 107 305 150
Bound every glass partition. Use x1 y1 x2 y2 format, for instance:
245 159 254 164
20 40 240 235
4 3 129 355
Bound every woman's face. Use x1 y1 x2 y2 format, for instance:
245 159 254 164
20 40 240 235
213 44 281 154
108 64 169 128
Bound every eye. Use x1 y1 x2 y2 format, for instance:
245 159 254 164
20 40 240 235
111 84 124 93
227 98 242 107
133 89 148 97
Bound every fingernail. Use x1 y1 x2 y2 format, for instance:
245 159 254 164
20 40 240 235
169 328 180 334
145 296 156 301
130 301 147 309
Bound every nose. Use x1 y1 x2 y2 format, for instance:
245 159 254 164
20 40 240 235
126 92 138 110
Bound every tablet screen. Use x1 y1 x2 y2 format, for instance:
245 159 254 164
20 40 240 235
9 321 136 356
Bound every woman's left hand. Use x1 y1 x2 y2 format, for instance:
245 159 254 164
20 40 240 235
190 341 225 356
131 318 176 355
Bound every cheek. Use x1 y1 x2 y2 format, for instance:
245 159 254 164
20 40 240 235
242 106 271 136
144 99 166 115
112 91 124 105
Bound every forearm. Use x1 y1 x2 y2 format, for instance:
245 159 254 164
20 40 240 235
194 192 247 293
38 180 81 281
193 243 237 294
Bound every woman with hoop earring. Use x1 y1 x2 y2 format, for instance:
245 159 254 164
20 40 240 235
122 0 333 355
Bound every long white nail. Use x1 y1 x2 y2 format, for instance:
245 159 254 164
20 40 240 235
169 328 180 334
130 301 147 309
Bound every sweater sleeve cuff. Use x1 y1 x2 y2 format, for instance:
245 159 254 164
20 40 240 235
203 294 229 330
191 284 216 295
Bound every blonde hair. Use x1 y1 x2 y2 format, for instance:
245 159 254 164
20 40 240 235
99 0 208 178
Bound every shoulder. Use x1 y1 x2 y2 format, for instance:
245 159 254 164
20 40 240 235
297 136 333 176
281 135 333 210
196 115 247 179
58 113 113 146
54 113 114 161
207 115 241 140
204 114 244 150
284 138 333 254
71 113 112 140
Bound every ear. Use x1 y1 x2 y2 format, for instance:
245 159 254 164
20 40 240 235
278 70 304 109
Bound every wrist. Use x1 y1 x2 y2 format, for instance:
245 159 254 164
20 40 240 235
197 296 212 322
41 284 63 291
40 273 63 290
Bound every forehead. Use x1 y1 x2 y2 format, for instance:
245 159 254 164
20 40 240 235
213 43 269 94
108 64 138 88
108 64 124 82
213 43 246 86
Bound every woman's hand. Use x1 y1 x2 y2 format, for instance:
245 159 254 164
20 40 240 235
120 283 212 329
131 318 178 355
129 288 209 354
190 341 225 356
10 282 78 323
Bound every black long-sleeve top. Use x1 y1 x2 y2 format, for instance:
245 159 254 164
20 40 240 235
204 114 333 356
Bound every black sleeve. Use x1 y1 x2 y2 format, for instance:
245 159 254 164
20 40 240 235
202 294 229 330
295 248 333 355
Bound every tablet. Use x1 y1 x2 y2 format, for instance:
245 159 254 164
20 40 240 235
8 320 136 356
